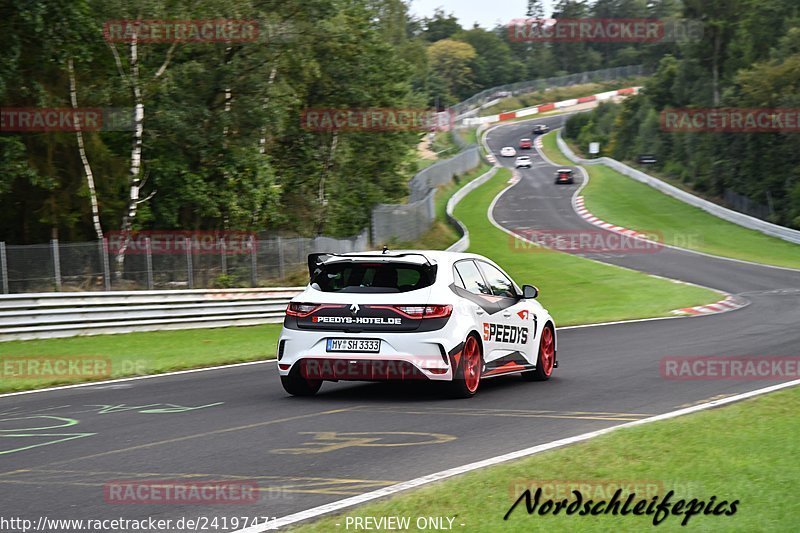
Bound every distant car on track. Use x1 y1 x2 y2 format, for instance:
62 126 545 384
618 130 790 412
278 250 558 398
532 124 549 134
500 146 516 157
555 168 575 184
519 138 532 149
490 90 512 100
515 156 532 168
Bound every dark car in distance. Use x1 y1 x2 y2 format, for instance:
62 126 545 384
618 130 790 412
555 168 575 185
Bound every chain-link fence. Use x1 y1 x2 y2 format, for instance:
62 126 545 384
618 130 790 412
408 146 481 202
0 232 367 294
371 144 482 244
723 189 773 221
452 64 647 119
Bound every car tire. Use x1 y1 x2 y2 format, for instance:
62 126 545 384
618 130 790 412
522 325 555 381
446 334 483 398
281 365 323 396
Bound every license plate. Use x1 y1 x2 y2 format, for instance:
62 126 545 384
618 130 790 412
326 338 381 353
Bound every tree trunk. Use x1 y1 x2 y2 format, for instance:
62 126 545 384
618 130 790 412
115 35 144 278
68 57 103 240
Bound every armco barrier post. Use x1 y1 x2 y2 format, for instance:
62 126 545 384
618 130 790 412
0 242 7 294
51 238 62 291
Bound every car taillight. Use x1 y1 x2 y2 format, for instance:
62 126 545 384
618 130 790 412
286 302 319 317
392 305 452 319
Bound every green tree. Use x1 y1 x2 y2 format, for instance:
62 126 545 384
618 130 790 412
427 39 477 101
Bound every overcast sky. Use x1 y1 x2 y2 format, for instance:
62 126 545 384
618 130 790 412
407 0 555 29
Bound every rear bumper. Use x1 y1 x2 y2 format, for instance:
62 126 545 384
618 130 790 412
297 358 432 381
276 328 458 382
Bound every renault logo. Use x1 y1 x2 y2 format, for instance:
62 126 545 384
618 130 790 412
350 303 360 314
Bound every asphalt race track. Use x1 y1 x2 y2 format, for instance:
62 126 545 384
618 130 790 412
2 114 799 529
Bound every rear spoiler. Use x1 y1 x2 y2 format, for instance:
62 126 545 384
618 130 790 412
307 252 433 279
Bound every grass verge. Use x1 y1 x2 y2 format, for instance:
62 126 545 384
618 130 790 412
291 385 800 532
538 134 800 269
0 324 282 393
455 168 718 326
539 131 572 166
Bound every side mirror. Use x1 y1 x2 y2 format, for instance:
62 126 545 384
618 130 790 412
522 284 539 299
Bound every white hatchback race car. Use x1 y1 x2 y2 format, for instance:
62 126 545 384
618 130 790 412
277 250 557 397
500 146 516 157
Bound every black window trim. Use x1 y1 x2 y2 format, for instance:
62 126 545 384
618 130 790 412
475 259 520 299
453 259 493 296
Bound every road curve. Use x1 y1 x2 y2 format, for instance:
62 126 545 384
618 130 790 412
1 115 798 529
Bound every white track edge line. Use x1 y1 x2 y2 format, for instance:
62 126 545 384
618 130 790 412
234 378 800 531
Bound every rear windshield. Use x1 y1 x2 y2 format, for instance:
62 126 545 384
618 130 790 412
310 262 436 293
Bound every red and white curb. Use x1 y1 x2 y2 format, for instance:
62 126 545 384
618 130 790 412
574 196 651 239
465 87 640 126
573 197 749 317
674 295 748 316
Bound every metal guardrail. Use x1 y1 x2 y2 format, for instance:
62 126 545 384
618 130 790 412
0 287 303 341
556 130 800 245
